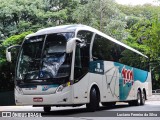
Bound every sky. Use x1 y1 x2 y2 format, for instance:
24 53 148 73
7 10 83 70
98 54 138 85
115 0 160 5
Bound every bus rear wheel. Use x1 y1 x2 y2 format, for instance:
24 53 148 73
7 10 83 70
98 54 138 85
86 87 99 112
43 106 51 112
136 90 142 106
129 90 141 106
140 91 145 105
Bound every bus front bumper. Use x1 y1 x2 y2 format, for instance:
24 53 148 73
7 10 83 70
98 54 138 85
15 87 73 106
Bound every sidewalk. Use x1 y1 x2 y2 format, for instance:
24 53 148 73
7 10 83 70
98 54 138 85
148 94 160 101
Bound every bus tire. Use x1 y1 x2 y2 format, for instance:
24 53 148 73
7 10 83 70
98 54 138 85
101 102 116 107
86 87 99 112
129 90 141 106
140 91 145 105
134 90 141 106
43 106 51 112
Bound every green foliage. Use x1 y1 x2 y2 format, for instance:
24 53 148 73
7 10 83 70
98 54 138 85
112 3 160 89
0 31 32 91
0 0 79 39
2 31 32 47
117 4 160 20
1 0 160 90
72 0 128 41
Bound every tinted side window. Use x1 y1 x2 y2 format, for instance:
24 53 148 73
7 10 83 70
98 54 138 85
92 34 117 61
77 30 93 44
92 34 149 71
77 30 93 60
119 48 149 71
74 31 93 80
74 44 89 80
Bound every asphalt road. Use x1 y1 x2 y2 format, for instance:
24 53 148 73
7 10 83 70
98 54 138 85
0 96 160 120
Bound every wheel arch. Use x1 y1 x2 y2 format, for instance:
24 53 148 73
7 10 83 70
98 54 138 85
137 87 147 99
88 82 101 102
138 88 142 94
143 88 147 100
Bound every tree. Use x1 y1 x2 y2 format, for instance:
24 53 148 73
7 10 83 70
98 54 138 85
0 31 32 91
123 14 160 89
0 0 79 39
72 0 128 41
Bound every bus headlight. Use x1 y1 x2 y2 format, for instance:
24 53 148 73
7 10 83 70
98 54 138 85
15 86 23 94
56 85 64 92
56 82 70 93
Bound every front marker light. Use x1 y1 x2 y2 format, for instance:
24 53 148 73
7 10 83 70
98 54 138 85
67 81 70 86
15 86 23 94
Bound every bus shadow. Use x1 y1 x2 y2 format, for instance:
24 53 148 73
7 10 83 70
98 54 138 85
41 104 130 117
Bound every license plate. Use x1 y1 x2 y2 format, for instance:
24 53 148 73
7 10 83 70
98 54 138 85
33 97 43 102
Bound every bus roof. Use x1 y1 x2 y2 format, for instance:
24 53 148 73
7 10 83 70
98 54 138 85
26 24 81 37
26 24 148 58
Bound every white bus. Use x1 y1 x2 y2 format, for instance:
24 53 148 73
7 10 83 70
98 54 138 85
6 24 152 112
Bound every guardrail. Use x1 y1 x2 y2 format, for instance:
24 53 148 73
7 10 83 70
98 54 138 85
152 93 160 95
152 89 160 95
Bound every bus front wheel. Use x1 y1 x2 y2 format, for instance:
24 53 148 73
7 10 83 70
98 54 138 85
43 106 51 112
86 87 99 112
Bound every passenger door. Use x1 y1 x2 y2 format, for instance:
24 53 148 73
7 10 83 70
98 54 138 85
73 30 93 103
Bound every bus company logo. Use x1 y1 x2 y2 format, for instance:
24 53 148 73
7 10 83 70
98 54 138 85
121 66 134 86
42 85 49 91
95 63 103 73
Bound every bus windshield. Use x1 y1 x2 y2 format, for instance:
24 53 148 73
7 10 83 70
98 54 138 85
16 33 73 82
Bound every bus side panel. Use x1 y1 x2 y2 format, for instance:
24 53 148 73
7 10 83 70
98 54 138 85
89 61 119 102
88 61 151 103
102 61 119 102
87 73 103 102
88 60 104 102
146 72 152 97
73 73 89 104
132 72 152 100
114 62 151 101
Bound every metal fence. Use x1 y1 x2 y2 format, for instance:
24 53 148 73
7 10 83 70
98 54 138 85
152 89 160 95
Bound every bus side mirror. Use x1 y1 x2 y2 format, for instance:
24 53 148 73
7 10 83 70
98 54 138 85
6 49 11 62
66 38 82 53
6 45 21 62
